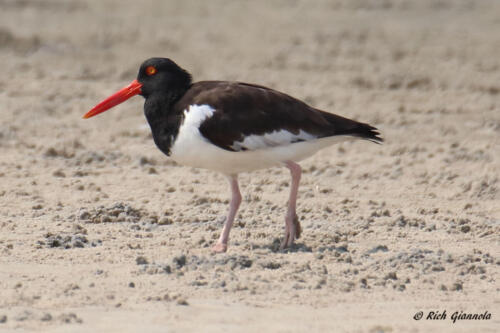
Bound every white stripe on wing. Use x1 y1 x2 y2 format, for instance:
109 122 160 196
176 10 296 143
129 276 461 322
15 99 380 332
230 129 317 151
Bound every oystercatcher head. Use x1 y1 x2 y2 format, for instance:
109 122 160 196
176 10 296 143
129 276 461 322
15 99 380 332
84 57 383 253
83 58 191 119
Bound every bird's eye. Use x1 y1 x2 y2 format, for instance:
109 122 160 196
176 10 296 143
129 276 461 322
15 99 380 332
145 66 157 76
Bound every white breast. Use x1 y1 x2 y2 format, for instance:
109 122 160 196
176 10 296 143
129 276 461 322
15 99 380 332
169 104 354 175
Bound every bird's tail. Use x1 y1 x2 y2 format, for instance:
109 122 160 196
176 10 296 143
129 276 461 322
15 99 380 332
321 111 384 144
349 122 383 144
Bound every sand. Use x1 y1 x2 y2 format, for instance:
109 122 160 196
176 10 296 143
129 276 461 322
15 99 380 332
0 0 499 332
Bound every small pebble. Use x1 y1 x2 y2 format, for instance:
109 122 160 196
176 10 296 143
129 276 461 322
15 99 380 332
136 256 149 265
176 298 189 306
40 313 52 322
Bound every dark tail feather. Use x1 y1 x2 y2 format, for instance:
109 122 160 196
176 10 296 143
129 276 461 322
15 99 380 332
318 110 383 144
350 122 384 144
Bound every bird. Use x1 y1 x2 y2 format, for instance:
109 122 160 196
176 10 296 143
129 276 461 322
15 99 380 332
83 57 382 253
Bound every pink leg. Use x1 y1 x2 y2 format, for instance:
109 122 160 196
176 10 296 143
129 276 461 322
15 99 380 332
212 175 242 253
280 161 302 249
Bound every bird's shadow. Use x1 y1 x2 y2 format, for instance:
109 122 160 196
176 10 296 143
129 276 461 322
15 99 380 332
250 238 313 253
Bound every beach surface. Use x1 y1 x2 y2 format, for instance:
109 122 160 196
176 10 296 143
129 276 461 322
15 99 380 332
0 0 499 332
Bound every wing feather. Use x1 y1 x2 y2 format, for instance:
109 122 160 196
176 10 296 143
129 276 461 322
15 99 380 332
172 81 382 152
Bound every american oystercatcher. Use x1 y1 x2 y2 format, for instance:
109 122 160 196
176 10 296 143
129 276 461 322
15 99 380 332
84 58 382 253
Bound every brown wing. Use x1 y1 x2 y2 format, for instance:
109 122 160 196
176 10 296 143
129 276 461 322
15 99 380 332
173 81 382 152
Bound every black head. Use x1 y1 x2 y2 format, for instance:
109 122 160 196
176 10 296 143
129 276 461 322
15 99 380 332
137 58 192 98
83 58 192 119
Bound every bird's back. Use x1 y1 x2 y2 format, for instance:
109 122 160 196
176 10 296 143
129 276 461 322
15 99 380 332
173 80 382 153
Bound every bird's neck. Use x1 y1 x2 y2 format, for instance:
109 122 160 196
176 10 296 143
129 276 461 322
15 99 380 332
143 90 186 156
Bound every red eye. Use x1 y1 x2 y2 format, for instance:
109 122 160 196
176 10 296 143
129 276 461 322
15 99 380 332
146 66 157 76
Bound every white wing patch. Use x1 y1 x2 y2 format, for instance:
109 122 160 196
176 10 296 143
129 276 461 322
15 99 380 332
230 129 317 151
182 104 215 129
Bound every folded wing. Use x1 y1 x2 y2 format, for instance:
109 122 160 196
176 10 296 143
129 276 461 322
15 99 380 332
174 81 382 152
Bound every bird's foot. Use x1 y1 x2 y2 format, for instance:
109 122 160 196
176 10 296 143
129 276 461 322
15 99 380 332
211 242 228 253
279 236 290 250
279 214 301 250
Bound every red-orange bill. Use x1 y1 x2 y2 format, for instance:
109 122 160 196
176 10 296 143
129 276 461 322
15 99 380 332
83 79 142 119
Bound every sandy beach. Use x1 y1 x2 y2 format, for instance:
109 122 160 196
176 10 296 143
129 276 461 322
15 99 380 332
0 0 499 332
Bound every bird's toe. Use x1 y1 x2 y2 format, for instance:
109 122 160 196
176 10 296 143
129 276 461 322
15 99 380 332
279 238 288 250
211 242 228 253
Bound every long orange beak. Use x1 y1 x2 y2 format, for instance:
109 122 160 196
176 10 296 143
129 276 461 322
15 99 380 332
83 79 143 119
